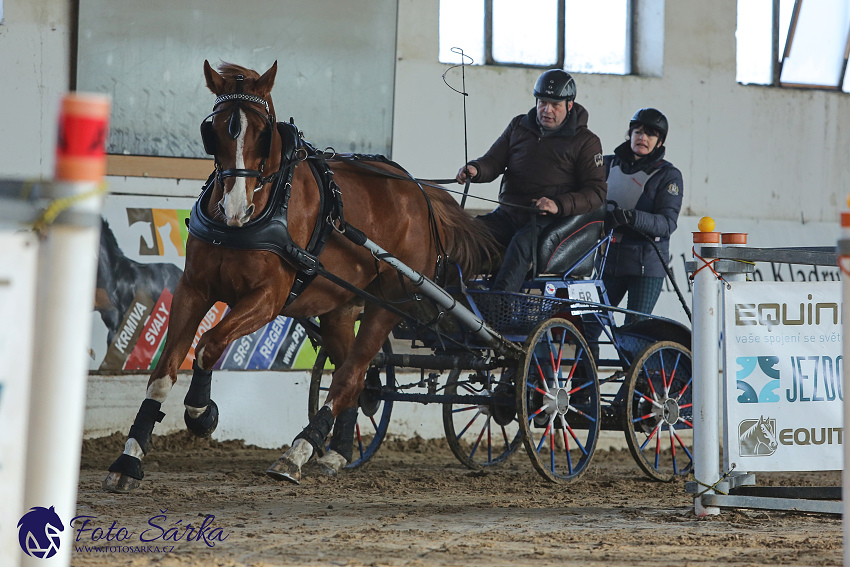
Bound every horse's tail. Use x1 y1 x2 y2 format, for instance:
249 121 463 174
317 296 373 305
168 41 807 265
423 185 499 279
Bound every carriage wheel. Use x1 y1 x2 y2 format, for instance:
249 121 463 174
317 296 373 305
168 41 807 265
442 367 522 470
518 318 601 483
623 341 694 482
308 341 394 469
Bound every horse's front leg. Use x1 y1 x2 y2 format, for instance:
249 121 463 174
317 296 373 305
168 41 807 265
179 284 285 428
103 284 212 493
267 304 399 484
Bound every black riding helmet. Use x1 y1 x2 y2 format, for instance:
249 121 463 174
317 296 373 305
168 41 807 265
629 108 668 143
533 69 577 102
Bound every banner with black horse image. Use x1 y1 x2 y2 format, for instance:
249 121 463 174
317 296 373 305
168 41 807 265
723 281 843 472
92 195 315 372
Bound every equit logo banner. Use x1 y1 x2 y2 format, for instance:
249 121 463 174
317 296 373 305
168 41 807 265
17 506 64 559
738 416 779 457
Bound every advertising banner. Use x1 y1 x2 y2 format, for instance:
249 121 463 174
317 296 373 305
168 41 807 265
723 281 843 472
92 195 314 371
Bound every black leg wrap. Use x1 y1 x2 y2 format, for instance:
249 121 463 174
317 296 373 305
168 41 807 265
328 406 357 462
295 405 335 453
184 361 213 408
128 399 165 455
108 453 145 480
184 399 219 438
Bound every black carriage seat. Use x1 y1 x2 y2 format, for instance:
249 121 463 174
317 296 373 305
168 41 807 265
536 206 605 278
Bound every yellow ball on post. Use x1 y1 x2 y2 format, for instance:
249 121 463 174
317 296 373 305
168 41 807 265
698 217 715 233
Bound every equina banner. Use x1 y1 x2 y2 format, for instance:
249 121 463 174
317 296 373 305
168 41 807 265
723 281 843 472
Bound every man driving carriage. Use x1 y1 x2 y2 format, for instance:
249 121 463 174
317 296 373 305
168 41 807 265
455 69 607 291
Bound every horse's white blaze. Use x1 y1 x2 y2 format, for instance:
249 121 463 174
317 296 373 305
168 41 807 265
122 438 144 459
223 110 250 226
146 377 173 402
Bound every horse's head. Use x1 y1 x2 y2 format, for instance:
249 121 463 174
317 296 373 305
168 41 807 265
757 415 778 449
201 60 279 227
18 506 64 558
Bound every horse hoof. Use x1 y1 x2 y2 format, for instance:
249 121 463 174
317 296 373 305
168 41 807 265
102 472 141 493
266 458 301 485
184 400 219 438
316 450 348 477
318 462 338 477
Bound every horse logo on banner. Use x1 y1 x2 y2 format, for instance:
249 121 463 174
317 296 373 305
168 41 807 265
17 506 64 559
738 416 779 457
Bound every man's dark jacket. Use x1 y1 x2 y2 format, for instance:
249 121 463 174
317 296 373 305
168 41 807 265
469 102 607 225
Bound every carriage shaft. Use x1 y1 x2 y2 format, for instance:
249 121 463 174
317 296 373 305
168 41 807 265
350 232 519 356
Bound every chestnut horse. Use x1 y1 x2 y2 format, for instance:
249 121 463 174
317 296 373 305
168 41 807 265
103 61 494 491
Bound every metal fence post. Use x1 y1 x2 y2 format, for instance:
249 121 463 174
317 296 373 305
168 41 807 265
692 225 721 516
839 212 850 565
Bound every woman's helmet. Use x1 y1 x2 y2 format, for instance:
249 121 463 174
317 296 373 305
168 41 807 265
533 69 576 102
630 108 669 142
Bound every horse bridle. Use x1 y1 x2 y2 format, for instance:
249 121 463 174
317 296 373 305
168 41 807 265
200 75 279 191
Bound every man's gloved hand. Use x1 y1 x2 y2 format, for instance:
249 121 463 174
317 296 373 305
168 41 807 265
604 206 635 232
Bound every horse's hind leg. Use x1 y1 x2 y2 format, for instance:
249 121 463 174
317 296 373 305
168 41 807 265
314 406 357 476
314 303 365 476
266 302 361 483
267 303 397 483
103 287 211 493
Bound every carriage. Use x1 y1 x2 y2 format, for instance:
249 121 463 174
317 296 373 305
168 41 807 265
103 61 693 493
305 205 694 484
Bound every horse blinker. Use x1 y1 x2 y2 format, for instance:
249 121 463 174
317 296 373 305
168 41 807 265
201 118 271 159
200 121 217 155
258 125 272 159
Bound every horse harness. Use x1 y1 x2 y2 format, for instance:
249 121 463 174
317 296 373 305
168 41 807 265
189 118 347 306
191 109 454 317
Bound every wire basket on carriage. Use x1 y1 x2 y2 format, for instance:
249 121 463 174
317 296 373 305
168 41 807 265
466 290 567 335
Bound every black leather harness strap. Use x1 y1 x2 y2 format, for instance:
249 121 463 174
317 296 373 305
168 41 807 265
187 124 494 352
187 121 344 307
188 123 457 316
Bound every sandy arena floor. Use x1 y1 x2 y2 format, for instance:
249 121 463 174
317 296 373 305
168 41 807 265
72 431 842 567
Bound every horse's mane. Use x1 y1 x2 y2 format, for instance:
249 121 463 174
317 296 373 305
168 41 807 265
215 62 261 82
100 218 125 259
423 185 498 279
740 422 760 441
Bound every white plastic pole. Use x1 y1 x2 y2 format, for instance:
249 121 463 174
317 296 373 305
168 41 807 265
692 226 721 516
21 93 109 567
839 212 850 567
0 230 39 567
